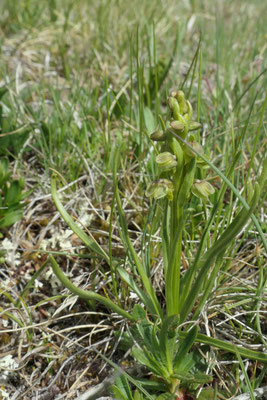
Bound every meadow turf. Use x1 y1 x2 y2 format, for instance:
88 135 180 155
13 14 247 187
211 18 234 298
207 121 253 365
0 1 266 399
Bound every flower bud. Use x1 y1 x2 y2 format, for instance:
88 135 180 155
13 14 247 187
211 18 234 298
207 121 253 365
185 100 193 120
150 130 166 141
155 152 177 171
145 179 174 201
170 120 185 133
183 141 203 159
188 121 202 131
196 155 209 169
176 90 188 114
192 180 215 200
168 97 180 120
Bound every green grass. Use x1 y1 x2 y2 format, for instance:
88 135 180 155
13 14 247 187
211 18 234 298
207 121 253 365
0 1 266 399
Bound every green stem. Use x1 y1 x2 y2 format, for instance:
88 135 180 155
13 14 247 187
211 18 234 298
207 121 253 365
166 209 183 317
166 157 196 316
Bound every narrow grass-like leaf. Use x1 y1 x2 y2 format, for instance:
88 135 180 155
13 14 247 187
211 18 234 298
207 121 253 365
168 130 267 253
192 254 224 320
117 267 157 315
236 351 255 400
113 146 163 319
110 385 128 400
15 294 34 340
0 308 32 342
181 38 201 92
51 174 109 263
245 92 267 188
141 201 156 277
187 39 201 100
32 295 69 311
93 347 154 400
132 347 169 379
16 258 49 307
180 149 242 305
48 255 135 322
177 331 267 363
233 68 267 110
118 375 135 400
173 325 198 370
180 183 260 322
159 315 179 374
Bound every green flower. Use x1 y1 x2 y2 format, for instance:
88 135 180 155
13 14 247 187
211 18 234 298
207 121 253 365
170 120 185 133
145 179 174 201
192 180 215 200
184 141 203 158
150 130 166 141
155 152 177 172
188 121 202 131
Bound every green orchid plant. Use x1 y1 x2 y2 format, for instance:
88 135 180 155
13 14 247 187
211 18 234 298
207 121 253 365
146 89 214 320
45 86 266 398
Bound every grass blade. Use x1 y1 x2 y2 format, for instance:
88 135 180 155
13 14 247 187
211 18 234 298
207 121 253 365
113 146 163 319
180 183 260 322
48 255 135 322
51 174 109 263
178 331 267 363
168 130 267 253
